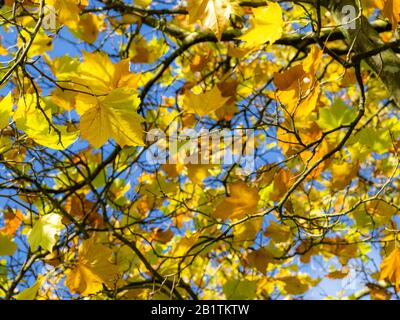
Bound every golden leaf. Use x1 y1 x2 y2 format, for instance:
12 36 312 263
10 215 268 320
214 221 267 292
66 238 119 296
380 248 400 291
183 86 230 117
238 2 283 47
214 181 260 220
187 0 235 40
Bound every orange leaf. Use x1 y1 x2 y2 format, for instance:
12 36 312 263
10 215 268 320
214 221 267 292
2 208 23 236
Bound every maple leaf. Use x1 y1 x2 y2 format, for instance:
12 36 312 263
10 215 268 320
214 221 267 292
63 195 104 228
186 163 214 184
0 233 17 256
71 13 102 44
73 52 142 95
247 248 274 273
380 248 400 290
375 0 400 30
27 213 64 252
273 47 322 120
66 238 120 296
2 208 23 236
183 86 230 117
76 88 145 148
0 93 13 129
238 2 283 47
187 0 235 40
14 94 79 150
264 220 291 243
15 276 44 300
223 279 257 299
214 181 260 220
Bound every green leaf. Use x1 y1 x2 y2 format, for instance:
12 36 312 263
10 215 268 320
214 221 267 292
14 94 79 150
223 279 257 299
15 277 44 300
27 213 64 252
0 234 17 256
317 99 357 130
356 128 392 154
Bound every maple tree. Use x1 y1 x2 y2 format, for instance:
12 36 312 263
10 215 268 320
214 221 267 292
1 0 400 301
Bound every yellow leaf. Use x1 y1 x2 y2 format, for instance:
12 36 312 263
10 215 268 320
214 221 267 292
278 276 309 295
183 86 229 117
47 0 83 29
233 217 262 247
273 47 322 120
76 88 144 148
214 181 260 220
366 199 397 217
186 164 214 184
128 37 168 64
187 0 235 39
18 28 53 57
326 267 349 279
15 276 44 300
14 94 79 150
380 248 400 291
27 213 64 252
72 13 102 44
0 43 8 55
238 2 283 47
0 93 13 129
66 238 120 296
264 220 291 243
375 0 400 30
330 161 359 190
135 0 152 8
73 52 141 95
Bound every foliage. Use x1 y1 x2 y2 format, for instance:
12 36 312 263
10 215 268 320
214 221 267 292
0 0 400 300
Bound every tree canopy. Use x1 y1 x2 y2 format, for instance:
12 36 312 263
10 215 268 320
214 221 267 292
1 0 400 300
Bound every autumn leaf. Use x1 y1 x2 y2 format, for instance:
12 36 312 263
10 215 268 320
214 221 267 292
2 208 23 236
27 213 64 252
264 220 291 243
278 276 309 295
317 99 357 131
214 181 260 220
14 94 79 150
66 238 120 296
366 199 397 217
183 86 230 117
63 195 104 228
76 88 145 148
0 233 17 256
273 47 322 120
15 276 44 300
375 0 400 30
135 0 152 8
380 248 400 291
238 2 283 47
73 52 142 95
47 0 84 29
186 163 214 184
247 248 274 273
223 279 257 299
0 93 13 129
151 228 174 244
187 0 236 39
326 267 350 280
